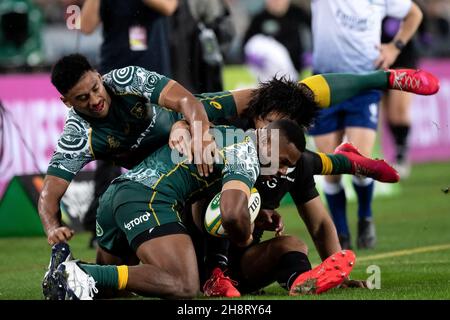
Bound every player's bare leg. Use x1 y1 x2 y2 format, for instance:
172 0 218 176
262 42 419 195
128 234 200 299
236 235 310 292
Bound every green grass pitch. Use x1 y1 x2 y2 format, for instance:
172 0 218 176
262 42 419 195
0 161 449 300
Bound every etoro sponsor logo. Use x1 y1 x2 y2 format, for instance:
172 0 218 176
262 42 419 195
124 211 151 230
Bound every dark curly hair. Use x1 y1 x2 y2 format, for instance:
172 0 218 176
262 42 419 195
267 119 306 152
51 54 94 95
244 76 319 129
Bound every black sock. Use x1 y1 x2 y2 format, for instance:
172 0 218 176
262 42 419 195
205 235 230 274
389 124 410 162
276 251 312 290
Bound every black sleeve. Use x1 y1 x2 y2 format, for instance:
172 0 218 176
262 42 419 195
289 151 319 206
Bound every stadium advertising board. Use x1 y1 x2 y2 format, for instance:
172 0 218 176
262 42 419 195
0 74 95 199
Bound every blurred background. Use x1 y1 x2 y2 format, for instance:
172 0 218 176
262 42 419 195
0 0 449 71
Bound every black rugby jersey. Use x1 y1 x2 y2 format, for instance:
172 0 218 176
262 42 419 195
255 150 320 209
225 118 320 209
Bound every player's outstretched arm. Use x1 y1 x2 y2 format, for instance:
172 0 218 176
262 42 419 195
220 181 253 247
295 196 341 261
79 0 101 34
375 2 423 69
160 80 216 177
38 175 74 245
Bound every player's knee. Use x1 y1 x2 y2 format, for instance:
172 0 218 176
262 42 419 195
172 276 200 299
165 267 200 299
272 235 308 256
180 283 200 299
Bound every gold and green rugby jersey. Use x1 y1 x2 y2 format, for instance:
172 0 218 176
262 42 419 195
113 125 260 207
47 66 238 182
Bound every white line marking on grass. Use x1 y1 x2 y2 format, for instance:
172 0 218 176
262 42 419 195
358 243 450 262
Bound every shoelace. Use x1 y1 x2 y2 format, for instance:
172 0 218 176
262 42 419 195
337 147 373 178
69 264 98 299
86 276 99 298
204 272 238 296
353 163 375 178
393 71 421 91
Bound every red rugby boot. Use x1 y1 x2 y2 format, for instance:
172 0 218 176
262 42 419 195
289 250 356 295
334 142 400 183
203 268 241 298
388 69 439 95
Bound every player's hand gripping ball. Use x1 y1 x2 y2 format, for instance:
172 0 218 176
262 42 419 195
204 188 261 237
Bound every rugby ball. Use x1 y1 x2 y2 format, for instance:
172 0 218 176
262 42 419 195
204 188 261 237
